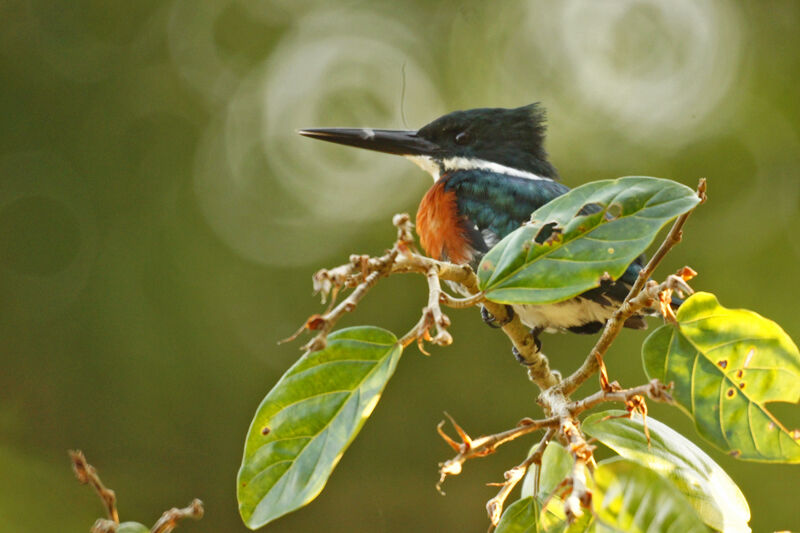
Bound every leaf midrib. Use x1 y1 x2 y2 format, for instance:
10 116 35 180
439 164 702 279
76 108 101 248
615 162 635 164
242 341 400 520
678 328 799 455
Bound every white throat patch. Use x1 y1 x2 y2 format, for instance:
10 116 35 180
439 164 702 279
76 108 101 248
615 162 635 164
405 155 441 181
404 155 552 183
442 157 552 182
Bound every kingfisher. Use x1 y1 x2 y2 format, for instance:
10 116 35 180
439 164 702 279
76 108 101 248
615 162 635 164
299 104 651 349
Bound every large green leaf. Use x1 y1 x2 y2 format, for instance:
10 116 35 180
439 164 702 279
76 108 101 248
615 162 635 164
495 497 541 533
583 410 750 533
643 292 800 462
477 177 699 304
592 458 710 533
521 443 708 532
237 326 403 529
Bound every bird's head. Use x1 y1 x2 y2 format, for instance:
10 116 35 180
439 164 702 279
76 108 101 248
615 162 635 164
299 103 558 181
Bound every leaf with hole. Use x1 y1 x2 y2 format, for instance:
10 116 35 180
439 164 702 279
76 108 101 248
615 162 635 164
643 292 800 462
477 176 699 304
583 410 750 533
237 326 402 529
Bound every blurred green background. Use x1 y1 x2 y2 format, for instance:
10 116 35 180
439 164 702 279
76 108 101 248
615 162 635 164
1 0 799 531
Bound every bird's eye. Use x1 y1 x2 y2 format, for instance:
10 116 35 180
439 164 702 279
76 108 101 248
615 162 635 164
455 131 471 145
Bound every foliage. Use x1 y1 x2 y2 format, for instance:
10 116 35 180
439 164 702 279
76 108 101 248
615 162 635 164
237 178 800 531
477 177 699 304
582 411 750 532
643 292 800 462
238 327 403 529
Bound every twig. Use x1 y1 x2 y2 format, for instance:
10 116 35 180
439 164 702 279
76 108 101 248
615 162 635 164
151 499 205 533
70 450 119 524
399 262 453 350
289 212 561 387
554 178 706 397
560 418 594 522
71 450 204 533
568 379 672 416
90 520 118 533
436 414 559 492
302 267 390 352
486 428 555 530
292 215 417 352
440 291 485 309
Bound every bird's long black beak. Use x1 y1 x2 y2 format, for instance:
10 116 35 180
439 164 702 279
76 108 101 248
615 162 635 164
298 128 438 157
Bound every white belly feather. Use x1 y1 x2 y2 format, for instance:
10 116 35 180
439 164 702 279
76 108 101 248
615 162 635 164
446 280 617 333
513 299 616 332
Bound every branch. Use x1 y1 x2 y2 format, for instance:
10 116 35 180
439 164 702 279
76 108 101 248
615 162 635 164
151 499 205 533
301 267 390 352
561 415 594 522
568 378 672 416
486 428 555 529
284 181 704 528
286 209 563 390
287 215 416 352
436 414 559 492
70 450 119 524
398 261 453 350
554 178 706 397
71 450 204 533
484 302 558 390
392 252 555 383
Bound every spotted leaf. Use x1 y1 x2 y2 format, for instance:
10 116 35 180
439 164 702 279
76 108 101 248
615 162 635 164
477 176 700 304
237 327 402 529
643 292 800 462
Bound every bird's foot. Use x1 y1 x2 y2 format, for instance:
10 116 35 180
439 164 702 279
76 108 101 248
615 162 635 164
480 304 515 328
512 329 543 365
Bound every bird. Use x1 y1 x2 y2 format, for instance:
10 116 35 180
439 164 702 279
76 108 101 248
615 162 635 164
298 104 652 351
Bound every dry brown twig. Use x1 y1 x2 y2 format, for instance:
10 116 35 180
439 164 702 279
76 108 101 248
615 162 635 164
485 428 556 530
290 213 558 386
285 179 706 527
70 450 119 524
70 450 204 533
151 499 205 533
436 414 560 493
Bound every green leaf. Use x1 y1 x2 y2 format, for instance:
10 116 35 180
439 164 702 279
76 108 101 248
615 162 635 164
521 441 572 501
592 458 711 532
116 523 150 533
237 326 403 529
477 177 699 304
495 497 541 533
583 410 750 533
523 446 708 532
520 442 592 532
643 292 800 462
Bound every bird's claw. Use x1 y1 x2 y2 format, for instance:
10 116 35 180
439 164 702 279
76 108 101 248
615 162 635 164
512 331 542 365
480 305 515 328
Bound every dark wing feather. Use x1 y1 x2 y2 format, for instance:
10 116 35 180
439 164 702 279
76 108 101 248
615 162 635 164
442 169 569 259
